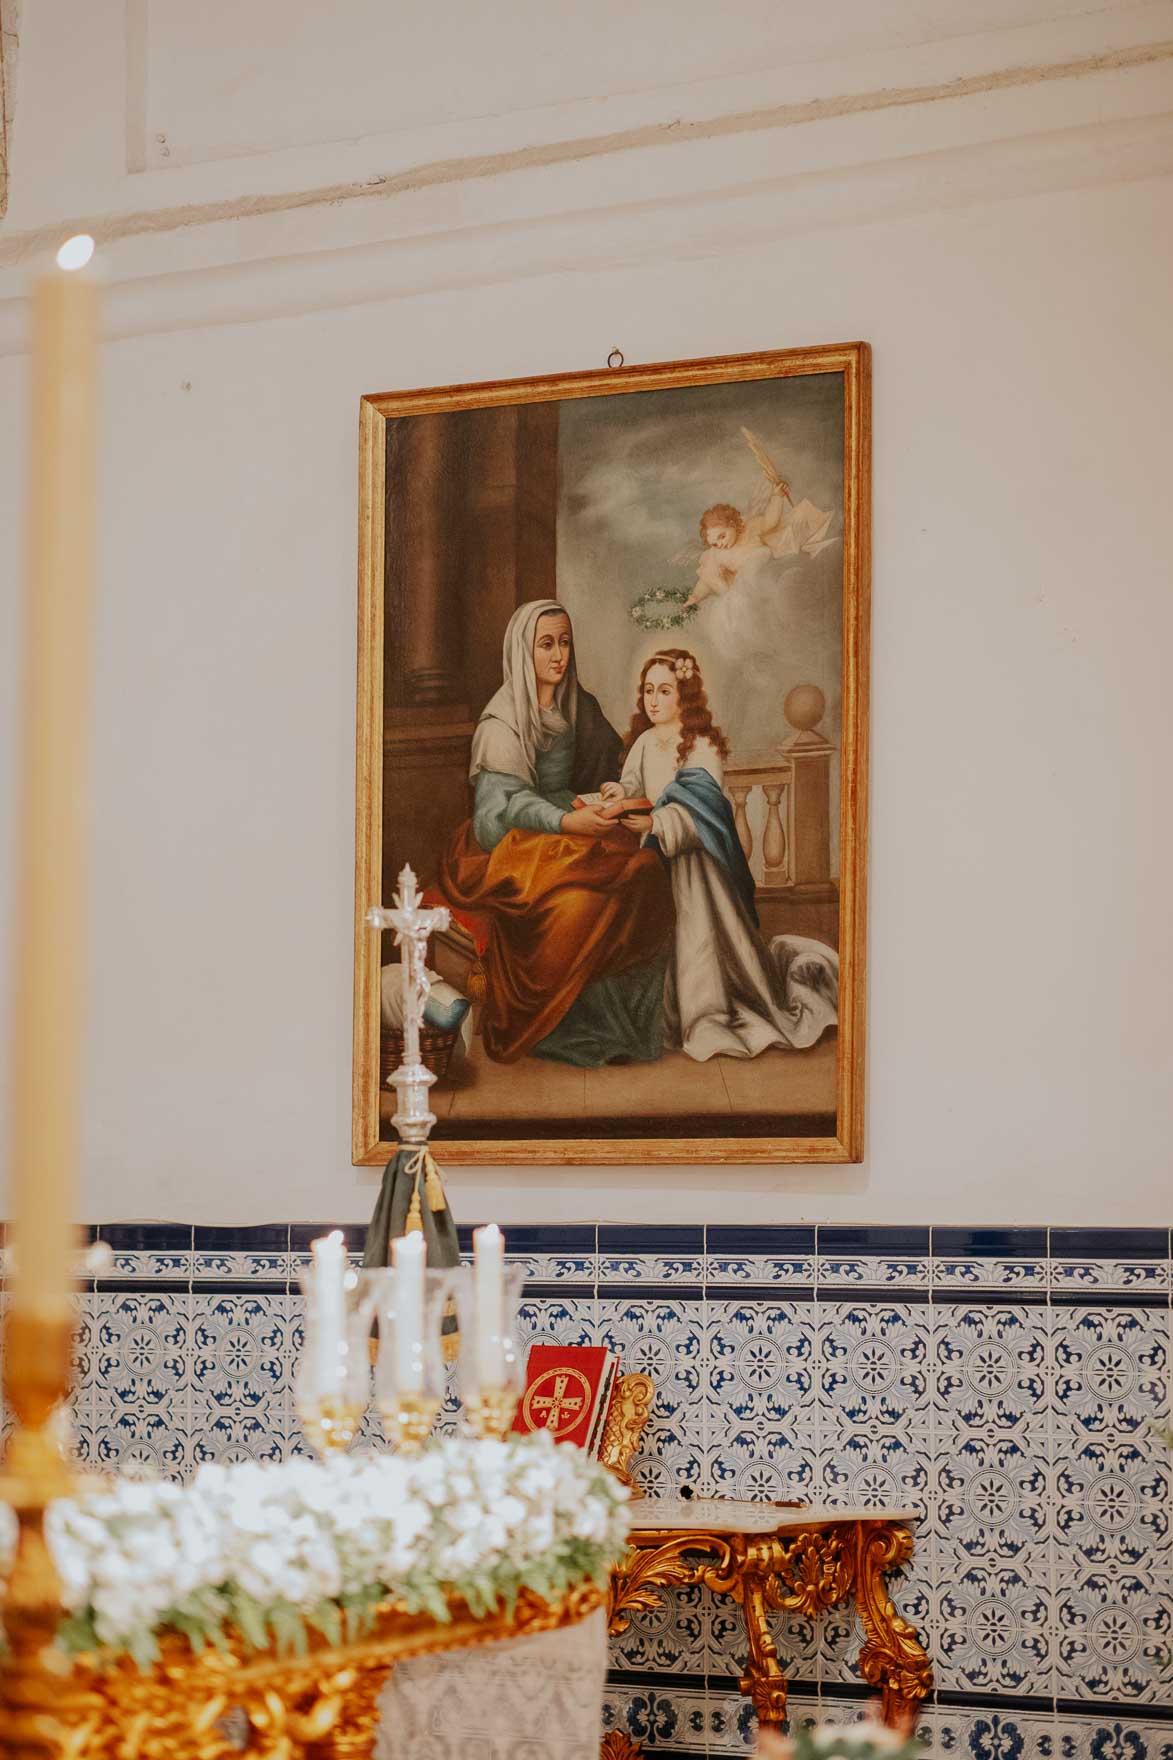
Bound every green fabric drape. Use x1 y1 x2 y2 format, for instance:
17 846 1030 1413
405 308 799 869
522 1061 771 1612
362 1147 461 1270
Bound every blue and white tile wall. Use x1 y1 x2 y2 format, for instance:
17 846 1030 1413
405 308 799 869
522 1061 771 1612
3 1221 1172 1760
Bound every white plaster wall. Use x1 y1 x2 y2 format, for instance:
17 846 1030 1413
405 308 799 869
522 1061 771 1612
0 1 1171 1228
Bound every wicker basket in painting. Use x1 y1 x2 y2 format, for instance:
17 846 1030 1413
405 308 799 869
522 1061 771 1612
380 1025 459 1086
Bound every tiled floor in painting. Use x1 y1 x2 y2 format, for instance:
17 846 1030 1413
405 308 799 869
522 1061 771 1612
379 1036 839 1123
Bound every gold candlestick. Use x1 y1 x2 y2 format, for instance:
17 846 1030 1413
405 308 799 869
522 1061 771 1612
464 1387 519 1441
1 238 99 1759
377 1391 442 1455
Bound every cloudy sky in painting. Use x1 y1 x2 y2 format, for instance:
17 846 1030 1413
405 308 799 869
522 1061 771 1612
556 371 845 783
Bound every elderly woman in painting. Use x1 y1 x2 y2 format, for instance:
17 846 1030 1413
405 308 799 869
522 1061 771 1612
438 600 673 1066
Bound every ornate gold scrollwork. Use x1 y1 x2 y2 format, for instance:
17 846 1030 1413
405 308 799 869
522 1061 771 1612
6 1580 607 1760
770 1529 855 1619
599 1734 644 1760
608 1533 732 1634
851 1523 934 1732
597 1374 655 1493
605 1515 933 1760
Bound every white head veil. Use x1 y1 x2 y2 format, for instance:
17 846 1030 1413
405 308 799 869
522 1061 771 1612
469 600 579 786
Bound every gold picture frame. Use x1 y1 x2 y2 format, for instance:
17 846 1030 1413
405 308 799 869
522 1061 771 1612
353 343 870 1166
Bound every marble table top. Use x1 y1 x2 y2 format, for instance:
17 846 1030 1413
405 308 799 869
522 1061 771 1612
626 1498 921 1534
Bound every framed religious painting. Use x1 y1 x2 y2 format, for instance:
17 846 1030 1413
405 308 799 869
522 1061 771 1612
353 343 870 1165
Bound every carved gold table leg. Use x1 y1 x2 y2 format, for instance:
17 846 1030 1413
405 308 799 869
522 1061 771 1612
732 1550 789 1727
851 1524 933 1733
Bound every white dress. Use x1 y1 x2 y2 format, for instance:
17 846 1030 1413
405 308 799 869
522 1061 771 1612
619 730 837 1061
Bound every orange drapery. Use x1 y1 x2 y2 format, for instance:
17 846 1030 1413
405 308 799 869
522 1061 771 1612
437 821 673 1062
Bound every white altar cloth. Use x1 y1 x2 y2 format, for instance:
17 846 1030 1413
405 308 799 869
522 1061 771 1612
376 1605 608 1760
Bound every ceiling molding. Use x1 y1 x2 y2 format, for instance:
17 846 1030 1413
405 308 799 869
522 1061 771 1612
1 31 1171 272
1 100 1170 358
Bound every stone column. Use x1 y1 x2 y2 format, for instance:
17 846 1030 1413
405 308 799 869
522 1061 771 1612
781 684 834 891
402 413 458 706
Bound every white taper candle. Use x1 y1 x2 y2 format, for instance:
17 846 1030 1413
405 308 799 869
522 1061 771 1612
310 1231 347 1396
392 1231 426 1393
473 1223 506 1388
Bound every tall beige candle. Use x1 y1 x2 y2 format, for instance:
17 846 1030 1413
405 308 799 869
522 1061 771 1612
8 239 97 1319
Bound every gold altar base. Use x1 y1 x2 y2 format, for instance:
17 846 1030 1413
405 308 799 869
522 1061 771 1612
0 1580 606 1760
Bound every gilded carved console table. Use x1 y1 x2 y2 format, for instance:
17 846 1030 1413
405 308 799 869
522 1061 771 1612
607 1500 932 1752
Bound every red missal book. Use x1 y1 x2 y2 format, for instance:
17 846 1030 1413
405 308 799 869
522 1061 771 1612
512 1345 619 1454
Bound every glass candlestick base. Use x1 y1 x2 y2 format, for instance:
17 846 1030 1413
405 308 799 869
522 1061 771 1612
297 1394 364 1456
378 1391 441 1454
464 1387 518 1440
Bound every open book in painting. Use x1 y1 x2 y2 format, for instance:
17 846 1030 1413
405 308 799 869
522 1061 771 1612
572 792 654 820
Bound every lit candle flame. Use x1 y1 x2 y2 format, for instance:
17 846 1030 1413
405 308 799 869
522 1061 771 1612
55 235 95 272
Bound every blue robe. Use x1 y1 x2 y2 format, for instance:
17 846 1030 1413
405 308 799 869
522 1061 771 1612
647 767 759 927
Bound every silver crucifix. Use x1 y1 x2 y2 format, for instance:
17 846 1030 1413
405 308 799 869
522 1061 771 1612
366 865 450 1144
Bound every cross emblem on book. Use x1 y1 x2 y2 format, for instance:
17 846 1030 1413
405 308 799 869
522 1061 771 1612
526 1366 591 1437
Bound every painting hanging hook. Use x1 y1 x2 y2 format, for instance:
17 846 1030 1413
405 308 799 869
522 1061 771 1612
607 348 625 369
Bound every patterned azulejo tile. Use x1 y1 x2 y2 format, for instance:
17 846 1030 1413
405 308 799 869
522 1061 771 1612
603 1681 712 1753
1056 1719 1173 1760
1053 1307 1169 1455
609 1580 707 1676
190 1291 293 1458
600 1227 705 1287
1056 1568 1173 1704
706 1225 815 1288
934 1306 1051 1437
1050 1230 1171 1296
936 1554 1054 1697
932 1230 1048 1293
817 1302 932 1523
818 1302 931 1435
515 1295 597 1349
706 1299 816 1501
816 1226 931 1291
938 1431 1050 1561
91 1291 190 1432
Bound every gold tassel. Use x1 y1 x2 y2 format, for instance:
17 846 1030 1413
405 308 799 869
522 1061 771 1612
424 1149 447 1214
405 1174 424 1235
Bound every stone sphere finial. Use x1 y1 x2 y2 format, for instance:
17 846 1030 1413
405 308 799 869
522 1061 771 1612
783 683 825 732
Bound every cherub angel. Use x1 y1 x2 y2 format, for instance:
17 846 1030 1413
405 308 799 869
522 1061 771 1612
683 428 836 609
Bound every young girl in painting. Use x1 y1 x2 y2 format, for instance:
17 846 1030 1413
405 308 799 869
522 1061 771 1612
600 649 838 1060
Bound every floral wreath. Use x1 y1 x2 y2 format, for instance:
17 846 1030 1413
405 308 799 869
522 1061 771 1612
629 587 697 633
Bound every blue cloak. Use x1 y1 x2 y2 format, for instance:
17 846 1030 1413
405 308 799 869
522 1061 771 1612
646 766 759 927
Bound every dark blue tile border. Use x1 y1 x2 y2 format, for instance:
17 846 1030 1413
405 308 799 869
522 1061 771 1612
457 1223 597 1256
1051 1228 1169 1258
932 1227 1047 1258
822 1285 933 1303
708 1225 816 1255
90 1223 193 1251
289 1223 367 1252
194 1224 290 1253
1052 1289 1168 1308
818 1225 930 1254
707 1284 815 1302
601 1226 705 1256
604 1283 705 1301
1054 1700 1173 1724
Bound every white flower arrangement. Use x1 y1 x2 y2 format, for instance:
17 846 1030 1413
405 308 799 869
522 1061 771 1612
0 1432 629 1669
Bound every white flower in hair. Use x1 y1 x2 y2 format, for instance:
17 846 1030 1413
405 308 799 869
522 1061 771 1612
674 657 695 681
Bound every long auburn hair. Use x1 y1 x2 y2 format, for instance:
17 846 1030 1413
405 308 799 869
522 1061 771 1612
624 649 730 769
